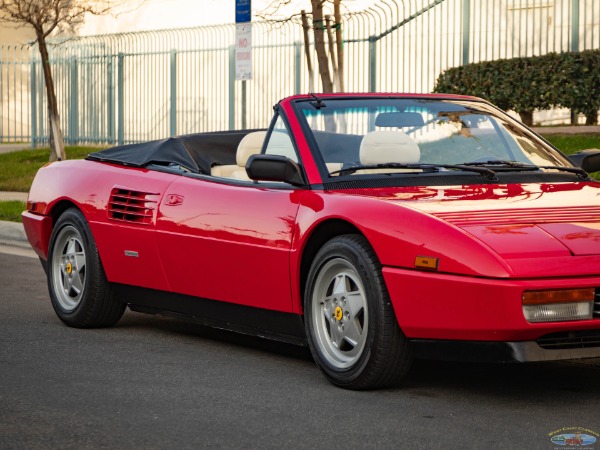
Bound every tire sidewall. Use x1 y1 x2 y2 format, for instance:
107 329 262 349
47 208 96 323
304 236 384 387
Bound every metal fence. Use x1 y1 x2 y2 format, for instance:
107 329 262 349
1 0 599 146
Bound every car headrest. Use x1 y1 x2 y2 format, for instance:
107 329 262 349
375 112 425 128
359 131 420 165
237 131 267 167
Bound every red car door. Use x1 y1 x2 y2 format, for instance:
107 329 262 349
155 178 305 313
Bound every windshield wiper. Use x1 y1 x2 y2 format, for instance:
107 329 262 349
309 93 326 109
463 159 530 167
330 163 499 180
462 160 590 180
536 165 589 179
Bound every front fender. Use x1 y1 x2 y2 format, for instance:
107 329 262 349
289 191 513 314
295 191 512 279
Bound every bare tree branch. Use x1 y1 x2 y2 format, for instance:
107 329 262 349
259 0 350 93
0 0 135 161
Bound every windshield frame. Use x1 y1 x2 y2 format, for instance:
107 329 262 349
290 95 576 185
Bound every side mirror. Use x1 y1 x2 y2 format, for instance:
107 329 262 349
568 149 600 173
246 154 306 186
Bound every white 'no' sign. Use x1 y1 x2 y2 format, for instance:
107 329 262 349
235 23 252 80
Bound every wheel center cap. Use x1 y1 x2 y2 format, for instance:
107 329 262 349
66 262 73 274
334 306 343 321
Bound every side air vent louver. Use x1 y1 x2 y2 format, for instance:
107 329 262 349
108 188 159 225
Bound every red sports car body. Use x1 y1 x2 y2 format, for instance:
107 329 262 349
23 94 600 389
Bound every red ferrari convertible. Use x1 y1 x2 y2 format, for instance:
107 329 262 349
23 93 600 389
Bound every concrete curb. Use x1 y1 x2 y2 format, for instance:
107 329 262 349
0 220 30 248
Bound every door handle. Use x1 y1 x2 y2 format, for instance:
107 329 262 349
164 194 184 206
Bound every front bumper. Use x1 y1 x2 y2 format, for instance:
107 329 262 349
21 211 53 259
383 267 600 343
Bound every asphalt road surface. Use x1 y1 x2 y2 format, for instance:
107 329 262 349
1 250 600 449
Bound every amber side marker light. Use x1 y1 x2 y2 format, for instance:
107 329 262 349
26 201 46 214
522 288 595 323
415 256 439 270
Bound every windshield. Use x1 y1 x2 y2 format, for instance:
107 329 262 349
294 98 572 178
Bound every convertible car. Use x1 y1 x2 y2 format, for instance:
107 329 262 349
23 93 600 389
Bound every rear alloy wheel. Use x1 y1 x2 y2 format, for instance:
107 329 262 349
304 235 412 389
48 208 125 327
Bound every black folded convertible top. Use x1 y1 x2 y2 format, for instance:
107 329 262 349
87 130 262 174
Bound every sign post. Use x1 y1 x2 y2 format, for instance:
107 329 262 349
235 0 252 81
235 0 251 129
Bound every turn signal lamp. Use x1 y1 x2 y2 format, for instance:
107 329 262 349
522 288 594 323
26 201 46 214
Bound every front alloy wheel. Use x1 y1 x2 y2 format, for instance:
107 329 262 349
305 235 412 390
51 225 87 312
310 257 368 370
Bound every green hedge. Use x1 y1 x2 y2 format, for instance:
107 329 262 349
433 50 600 126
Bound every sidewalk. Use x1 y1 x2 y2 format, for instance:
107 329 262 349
0 144 31 154
0 191 28 201
533 125 600 135
0 192 33 256
0 219 30 249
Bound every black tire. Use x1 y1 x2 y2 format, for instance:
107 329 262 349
304 234 412 389
47 208 125 327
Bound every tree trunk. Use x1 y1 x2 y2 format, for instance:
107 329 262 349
570 110 578 125
585 108 599 125
37 33 66 161
311 0 334 93
325 15 338 91
334 0 344 92
518 110 534 127
301 10 315 92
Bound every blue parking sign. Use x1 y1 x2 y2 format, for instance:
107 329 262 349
236 0 251 23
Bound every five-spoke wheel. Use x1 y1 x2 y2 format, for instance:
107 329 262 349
310 258 368 369
304 235 412 390
50 225 87 311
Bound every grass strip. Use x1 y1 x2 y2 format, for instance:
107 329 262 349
0 201 26 223
0 146 103 192
543 134 600 155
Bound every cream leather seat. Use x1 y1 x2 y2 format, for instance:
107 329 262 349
211 131 267 179
357 130 420 174
265 131 297 162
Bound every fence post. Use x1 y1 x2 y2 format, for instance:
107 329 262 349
368 36 377 92
462 0 470 65
571 0 580 52
229 45 235 130
294 41 302 94
30 60 37 148
69 57 79 145
117 53 124 145
241 81 247 130
170 49 177 137
107 57 115 144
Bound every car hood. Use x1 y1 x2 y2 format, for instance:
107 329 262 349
335 182 600 277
